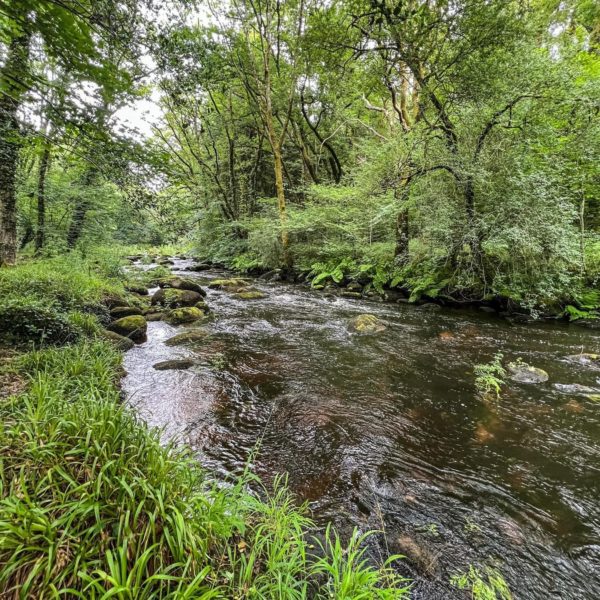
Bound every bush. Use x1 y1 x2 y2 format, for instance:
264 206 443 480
0 298 80 345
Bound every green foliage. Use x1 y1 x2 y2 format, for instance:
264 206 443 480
450 565 512 600
312 525 410 599
474 354 506 398
0 298 81 345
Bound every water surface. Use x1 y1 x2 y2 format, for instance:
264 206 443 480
124 259 600 598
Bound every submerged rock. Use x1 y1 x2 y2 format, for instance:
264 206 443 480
165 329 209 346
159 276 206 296
107 315 147 342
163 307 206 325
564 353 600 369
573 318 600 330
151 288 203 308
153 359 195 371
208 278 249 291
554 383 599 395
233 290 267 300
186 263 211 272
348 313 386 334
110 306 143 319
101 330 135 351
507 362 549 384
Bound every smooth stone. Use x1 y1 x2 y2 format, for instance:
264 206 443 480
348 314 386 334
153 359 195 371
346 281 363 292
151 288 203 308
340 291 362 299
507 362 549 384
106 315 147 342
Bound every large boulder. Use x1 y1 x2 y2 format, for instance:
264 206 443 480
348 314 386 334
163 307 206 325
106 315 147 342
507 361 549 384
159 276 206 296
151 288 203 308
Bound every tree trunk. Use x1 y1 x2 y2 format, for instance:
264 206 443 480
35 143 51 254
67 169 96 249
0 30 31 266
394 184 410 263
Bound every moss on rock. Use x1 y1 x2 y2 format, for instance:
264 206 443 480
348 314 386 334
163 307 205 325
151 288 203 308
107 315 147 341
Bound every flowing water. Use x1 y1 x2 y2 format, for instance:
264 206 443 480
124 259 600 599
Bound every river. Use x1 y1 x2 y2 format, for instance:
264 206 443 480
123 258 600 599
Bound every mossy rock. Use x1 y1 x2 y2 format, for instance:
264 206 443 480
107 315 147 342
159 276 206 296
165 329 209 346
145 312 164 322
507 362 549 384
110 306 143 319
125 284 148 296
102 292 130 309
195 300 209 311
340 291 362 299
101 330 135 351
163 307 205 325
153 359 195 370
348 314 386 334
233 290 267 300
151 288 203 308
208 278 249 291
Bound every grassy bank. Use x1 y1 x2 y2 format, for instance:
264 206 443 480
0 253 410 598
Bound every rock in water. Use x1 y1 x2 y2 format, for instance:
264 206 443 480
106 315 147 342
507 361 549 384
158 276 206 296
554 383 599 395
348 314 386 334
153 359 195 371
233 290 267 300
163 307 206 325
208 278 249 291
151 288 203 308
564 353 600 369
125 284 148 296
165 330 209 346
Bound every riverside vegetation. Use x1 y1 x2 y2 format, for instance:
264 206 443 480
1 0 599 597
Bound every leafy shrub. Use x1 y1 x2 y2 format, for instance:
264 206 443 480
451 565 512 599
0 298 80 345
